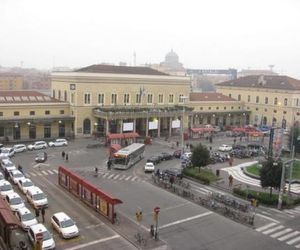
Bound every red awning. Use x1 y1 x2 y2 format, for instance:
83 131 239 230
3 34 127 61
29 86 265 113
110 144 121 152
247 131 264 137
191 128 213 133
107 132 140 140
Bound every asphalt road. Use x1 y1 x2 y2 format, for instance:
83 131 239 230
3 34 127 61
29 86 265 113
6 136 298 250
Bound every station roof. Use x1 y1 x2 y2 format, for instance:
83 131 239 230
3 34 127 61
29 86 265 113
75 64 168 76
189 92 237 102
0 91 61 103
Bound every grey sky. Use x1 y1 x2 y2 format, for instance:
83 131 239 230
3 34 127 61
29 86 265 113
1 0 300 78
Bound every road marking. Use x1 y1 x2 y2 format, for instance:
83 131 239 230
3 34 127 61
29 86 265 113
107 174 114 179
295 243 300 248
125 176 131 181
64 234 120 250
287 235 300 245
47 170 54 174
37 172 43 176
103 173 109 178
255 214 280 224
113 174 120 180
41 170 48 175
84 223 104 229
119 175 126 180
278 231 300 241
256 222 278 232
131 176 137 181
53 169 58 174
270 228 293 238
159 211 213 229
262 225 284 235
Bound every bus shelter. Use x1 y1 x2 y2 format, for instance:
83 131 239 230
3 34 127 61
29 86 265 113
58 166 123 224
106 132 139 146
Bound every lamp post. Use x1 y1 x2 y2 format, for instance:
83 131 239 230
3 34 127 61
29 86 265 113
180 96 189 156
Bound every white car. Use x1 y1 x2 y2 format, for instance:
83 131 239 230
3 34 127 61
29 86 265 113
26 186 48 209
9 170 25 184
0 181 14 198
5 192 25 211
48 138 68 147
15 207 38 231
0 172 5 183
51 212 79 239
17 178 35 194
13 144 27 153
144 162 155 173
28 224 55 250
218 144 233 152
27 141 48 150
1 158 16 172
0 147 15 158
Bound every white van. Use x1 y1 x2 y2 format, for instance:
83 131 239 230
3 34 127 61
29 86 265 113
28 224 55 250
0 181 14 198
26 186 48 209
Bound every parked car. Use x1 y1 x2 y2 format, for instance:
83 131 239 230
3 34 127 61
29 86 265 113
17 178 35 194
48 138 68 147
173 149 182 159
218 144 233 152
28 224 55 250
5 192 25 212
1 158 16 172
9 170 25 184
163 168 183 179
0 172 4 183
26 186 48 209
51 212 79 239
0 181 14 198
0 147 15 158
159 152 173 160
147 155 161 165
13 144 27 153
27 141 47 150
0 143 4 148
144 162 155 173
35 152 47 163
15 207 38 231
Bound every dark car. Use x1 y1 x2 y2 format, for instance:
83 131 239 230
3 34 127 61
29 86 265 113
232 144 246 150
160 152 173 160
35 152 47 163
163 168 183 179
173 150 182 159
147 156 161 165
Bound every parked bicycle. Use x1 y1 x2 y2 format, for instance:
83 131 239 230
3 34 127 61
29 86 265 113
135 232 147 246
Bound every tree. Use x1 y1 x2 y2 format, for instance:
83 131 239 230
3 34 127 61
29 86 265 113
191 143 210 172
260 159 282 197
288 124 300 153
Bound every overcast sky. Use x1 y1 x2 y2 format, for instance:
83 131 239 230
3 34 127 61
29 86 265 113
1 0 300 78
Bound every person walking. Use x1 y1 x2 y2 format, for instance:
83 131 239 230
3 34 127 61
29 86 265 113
62 151 65 159
41 207 46 223
35 208 40 222
65 153 68 161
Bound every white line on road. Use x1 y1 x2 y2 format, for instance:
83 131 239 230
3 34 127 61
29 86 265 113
159 212 213 230
256 222 278 232
113 174 120 180
84 223 104 229
287 235 300 245
41 170 48 175
278 231 300 241
262 225 284 235
125 176 131 181
53 169 58 174
271 228 293 238
131 176 137 181
255 214 280 224
64 235 120 250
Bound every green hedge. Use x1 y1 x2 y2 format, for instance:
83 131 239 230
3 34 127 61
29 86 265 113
233 188 300 207
183 167 219 185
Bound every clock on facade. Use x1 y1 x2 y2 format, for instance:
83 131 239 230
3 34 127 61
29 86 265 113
70 84 76 90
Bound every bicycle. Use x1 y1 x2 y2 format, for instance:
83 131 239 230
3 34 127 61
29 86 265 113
135 232 147 246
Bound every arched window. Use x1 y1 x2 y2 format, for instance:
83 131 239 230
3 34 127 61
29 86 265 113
238 94 241 101
256 96 259 103
83 118 91 134
64 91 67 101
58 90 61 100
263 117 267 125
284 98 288 106
52 90 55 98
274 97 278 105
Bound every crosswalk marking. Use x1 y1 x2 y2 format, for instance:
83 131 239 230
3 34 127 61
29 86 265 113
295 243 300 248
47 170 53 174
119 175 126 180
270 228 293 238
278 231 300 241
113 174 120 180
125 176 131 181
103 173 109 178
256 222 278 232
262 225 284 235
107 174 114 179
37 172 43 176
53 169 58 174
131 176 137 181
287 235 300 245
41 170 48 175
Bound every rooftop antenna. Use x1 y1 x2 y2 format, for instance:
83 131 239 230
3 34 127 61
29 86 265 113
269 64 274 72
133 51 136 66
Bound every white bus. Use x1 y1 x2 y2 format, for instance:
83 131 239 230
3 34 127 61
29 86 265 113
113 143 145 169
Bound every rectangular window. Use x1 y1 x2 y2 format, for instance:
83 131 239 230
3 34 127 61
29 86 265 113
98 94 104 104
111 94 117 105
30 111 35 116
256 96 259 103
84 93 91 104
158 94 164 104
124 94 130 104
179 94 184 103
14 111 19 116
44 123 51 138
45 110 50 115
265 97 268 104
71 93 74 104
0 112 3 116
60 110 64 114
147 94 153 104
169 94 174 103
136 94 141 104
248 95 250 102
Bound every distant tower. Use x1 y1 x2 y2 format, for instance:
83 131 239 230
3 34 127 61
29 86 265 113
133 51 136 66
269 65 275 72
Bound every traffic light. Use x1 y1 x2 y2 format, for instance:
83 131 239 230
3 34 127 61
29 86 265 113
135 211 142 222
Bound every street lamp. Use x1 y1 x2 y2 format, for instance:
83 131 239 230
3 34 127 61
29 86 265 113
180 96 189 156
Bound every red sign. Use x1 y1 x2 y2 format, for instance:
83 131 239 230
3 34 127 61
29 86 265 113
154 207 160 214
36 232 43 241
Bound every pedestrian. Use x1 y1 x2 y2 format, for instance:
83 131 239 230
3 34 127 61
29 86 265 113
4 169 9 180
65 153 68 161
176 141 179 147
228 175 233 187
41 207 46 223
35 208 40 221
62 151 65 159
